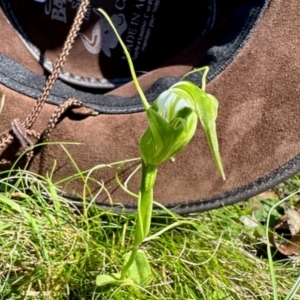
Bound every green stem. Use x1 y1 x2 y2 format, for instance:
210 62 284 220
98 9 150 110
120 161 157 279
180 66 209 91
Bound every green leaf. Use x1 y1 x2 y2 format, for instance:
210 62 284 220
123 250 153 287
95 273 131 287
96 274 119 286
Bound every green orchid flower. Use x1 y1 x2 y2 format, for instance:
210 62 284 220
140 80 225 179
140 90 197 166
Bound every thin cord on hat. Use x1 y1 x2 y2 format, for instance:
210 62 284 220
0 0 91 165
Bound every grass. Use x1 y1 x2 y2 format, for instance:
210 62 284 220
0 168 300 299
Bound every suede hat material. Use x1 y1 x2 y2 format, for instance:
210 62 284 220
0 0 297 213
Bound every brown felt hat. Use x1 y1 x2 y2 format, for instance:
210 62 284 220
0 0 297 213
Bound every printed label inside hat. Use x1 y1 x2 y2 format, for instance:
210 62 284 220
1 0 216 88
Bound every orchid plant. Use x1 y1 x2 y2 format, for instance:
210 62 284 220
96 9 225 288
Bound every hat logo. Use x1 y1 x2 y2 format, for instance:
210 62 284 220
44 0 67 23
79 11 128 56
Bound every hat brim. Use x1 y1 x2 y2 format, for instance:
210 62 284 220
0 0 298 214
